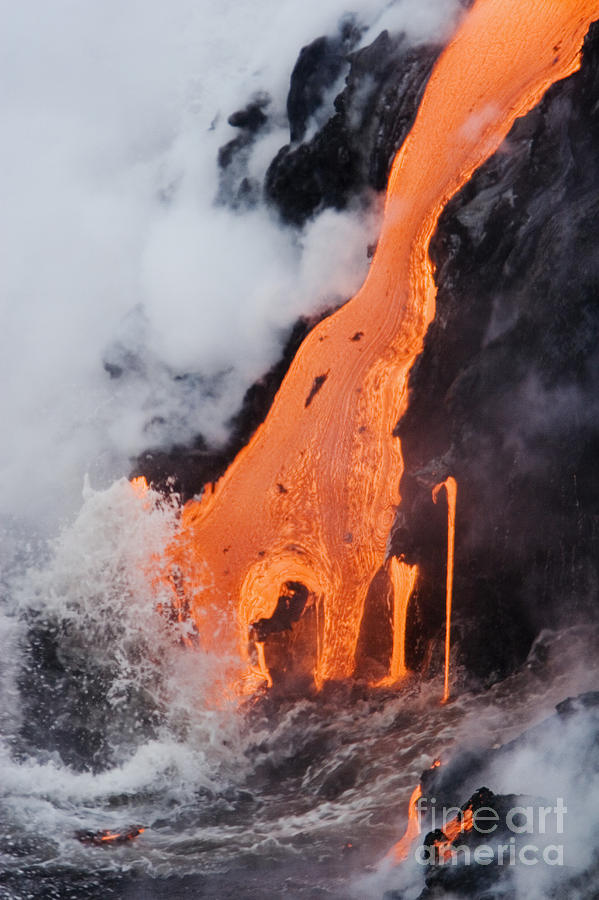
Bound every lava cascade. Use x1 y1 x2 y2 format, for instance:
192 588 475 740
433 477 457 702
386 784 422 863
164 0 599 687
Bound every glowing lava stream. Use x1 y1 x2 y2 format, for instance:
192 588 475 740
385 761 440 864
386 784 422 864
433 477 457 703
375 558 418 687
166 0 599 686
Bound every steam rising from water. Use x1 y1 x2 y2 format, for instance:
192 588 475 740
2 481 598 896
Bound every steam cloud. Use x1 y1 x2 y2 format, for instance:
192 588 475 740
0 0 460 541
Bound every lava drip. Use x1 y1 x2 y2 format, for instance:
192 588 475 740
432 477 457 702
163 0 599 690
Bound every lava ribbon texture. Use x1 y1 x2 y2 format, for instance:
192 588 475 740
167 0 599 689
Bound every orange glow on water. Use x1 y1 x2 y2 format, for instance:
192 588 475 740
77 827 145 847
433 477 457 703
163 0 598 688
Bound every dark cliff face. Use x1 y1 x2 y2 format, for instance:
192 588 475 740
395 21 599 683
264 28 441 226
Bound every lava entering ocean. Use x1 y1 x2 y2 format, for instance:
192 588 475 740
161 0 599 693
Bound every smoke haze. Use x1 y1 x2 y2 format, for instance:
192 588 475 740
0 0 459 538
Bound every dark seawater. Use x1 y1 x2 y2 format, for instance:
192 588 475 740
2 482 599 900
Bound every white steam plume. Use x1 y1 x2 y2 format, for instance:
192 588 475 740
0 0 459 537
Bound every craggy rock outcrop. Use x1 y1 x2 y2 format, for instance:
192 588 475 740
217 94 271 209
385 786 547 899
265 30 441 226
286 26 358 144
394 21 599 683
385 691 599 899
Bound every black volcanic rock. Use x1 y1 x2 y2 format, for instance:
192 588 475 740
265 30 440 225
227 101 268 133
286 23 359 144
217 94 270 209
395 20 599 682
384 692 599 899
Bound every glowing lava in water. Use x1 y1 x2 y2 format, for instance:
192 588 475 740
386 784 423 864
385 761 442 864
77 827 145 847
164 0 599 687
433 477 457 703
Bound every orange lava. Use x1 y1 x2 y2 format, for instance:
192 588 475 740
386 787 476 867
433 477 457 703
387 784 423 863
77 827 145 847
386 761 443 864
441 807 474 845
376 557 417 686
254 641 273 688
130 475 149 499
164 0 598 686
99 828 144 843
433 804 475 862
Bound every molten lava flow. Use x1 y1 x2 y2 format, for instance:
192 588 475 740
376 557 418 685
387 784 422 864
130 475 148 493
254 641 273 688
164 0 598 687
385 786 477 867
439 807 474 849
388 558 418 680
427 802 475 863
432 478 457 703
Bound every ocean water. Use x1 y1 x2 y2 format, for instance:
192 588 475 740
2 480 598 898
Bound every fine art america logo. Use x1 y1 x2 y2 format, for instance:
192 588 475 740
414 797 567 866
